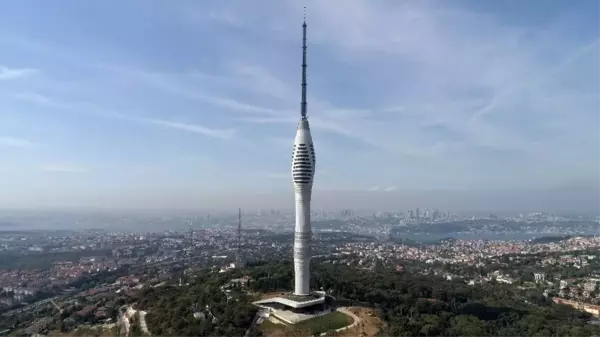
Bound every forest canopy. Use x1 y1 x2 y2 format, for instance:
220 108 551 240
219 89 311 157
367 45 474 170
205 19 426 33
136 262 600 337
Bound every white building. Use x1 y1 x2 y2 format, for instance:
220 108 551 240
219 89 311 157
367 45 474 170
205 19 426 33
534 272 546 283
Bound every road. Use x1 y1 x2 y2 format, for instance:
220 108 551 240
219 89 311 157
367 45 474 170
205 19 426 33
1 296 61 317
138 310 150 335
244 309 269 337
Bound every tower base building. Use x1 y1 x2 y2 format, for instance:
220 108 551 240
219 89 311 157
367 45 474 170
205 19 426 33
253 292 332 324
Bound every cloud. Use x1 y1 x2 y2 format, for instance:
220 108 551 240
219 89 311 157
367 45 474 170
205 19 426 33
265 172 289 179
86 108 238 140
0 66 37 80
0 137 34 148
468 38 600 125
369 185 398 192
101 66 282 116
146 119 236 140
6 90 237 141
236 87 438 157
207 96 282 115
84 109 235 140
41 164 88 173
208 9 243 26
228 63 294 101
194 0 598 163
1 1 595 197
195 38 521 158
237 116 296 124
14 92 54 105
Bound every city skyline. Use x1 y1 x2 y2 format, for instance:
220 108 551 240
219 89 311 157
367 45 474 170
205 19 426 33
0 1 598 210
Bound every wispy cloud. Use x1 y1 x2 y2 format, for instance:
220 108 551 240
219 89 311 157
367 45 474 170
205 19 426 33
94 109 237 140
197 0 598 164
208 9 242 27
146 119 236 140
228 63 294 100
41 164 88 173
162 38 487 158
14 92 54 105
102 66 282 116
265 172 289 179
12 92 75 110
369 185 398 192
0 0 596 198
208 96 282 115
6 89 238 141
0 66 37 80
0 137 34 148
235 77 437 157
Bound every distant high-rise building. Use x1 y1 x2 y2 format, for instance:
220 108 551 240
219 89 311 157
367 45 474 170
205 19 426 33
291 13 316 296
416 208 420 221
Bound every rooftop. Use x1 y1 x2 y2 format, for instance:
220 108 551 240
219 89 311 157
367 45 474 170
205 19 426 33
253 292 326 309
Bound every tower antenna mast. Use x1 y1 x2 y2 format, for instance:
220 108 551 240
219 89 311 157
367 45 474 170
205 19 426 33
300 6 308 119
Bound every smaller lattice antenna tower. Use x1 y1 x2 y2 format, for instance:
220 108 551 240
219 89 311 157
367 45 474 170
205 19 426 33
180 221 193 286
188 222 194 270
236 208 245 268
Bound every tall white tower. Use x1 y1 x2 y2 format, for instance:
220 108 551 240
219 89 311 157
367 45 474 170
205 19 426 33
291 9 315 296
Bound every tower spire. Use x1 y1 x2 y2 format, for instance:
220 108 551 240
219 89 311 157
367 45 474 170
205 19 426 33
300 6 308 119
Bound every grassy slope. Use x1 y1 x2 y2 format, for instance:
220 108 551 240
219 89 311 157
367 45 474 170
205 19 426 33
262 311 354 336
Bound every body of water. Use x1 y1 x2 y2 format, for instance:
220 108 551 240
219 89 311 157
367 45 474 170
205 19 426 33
404 231 597 243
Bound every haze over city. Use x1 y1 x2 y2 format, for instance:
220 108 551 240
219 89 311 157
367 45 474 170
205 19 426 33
0 0 598 211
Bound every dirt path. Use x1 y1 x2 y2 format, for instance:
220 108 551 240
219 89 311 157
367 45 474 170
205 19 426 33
138 310 150 335
260 306 383 337
333 307 384 337
336 308 360 331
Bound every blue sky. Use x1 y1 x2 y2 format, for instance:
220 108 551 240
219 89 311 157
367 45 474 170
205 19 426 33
0 0 598 210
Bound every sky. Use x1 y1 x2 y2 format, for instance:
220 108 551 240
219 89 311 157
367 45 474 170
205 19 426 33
0 0 598 212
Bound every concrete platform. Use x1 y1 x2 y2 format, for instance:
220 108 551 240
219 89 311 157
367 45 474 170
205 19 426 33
254 293 325 309
253 291 331 324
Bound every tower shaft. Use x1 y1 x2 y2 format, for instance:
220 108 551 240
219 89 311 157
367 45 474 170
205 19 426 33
294 190 311 295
